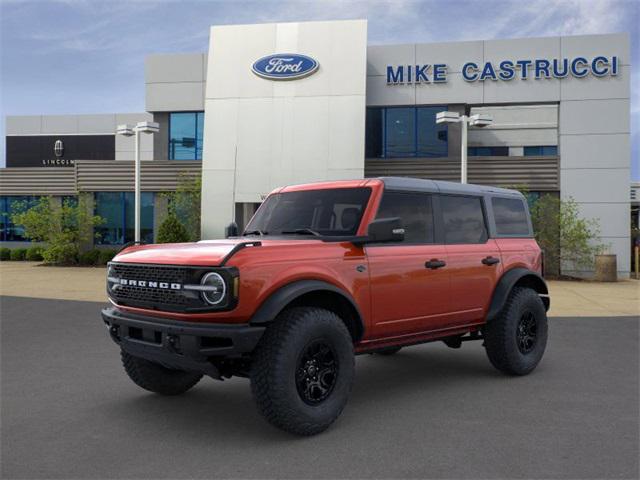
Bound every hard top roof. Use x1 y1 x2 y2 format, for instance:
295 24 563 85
379 177 524 197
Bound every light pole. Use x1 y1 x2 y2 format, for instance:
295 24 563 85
116 121 159 242
436 111 492 184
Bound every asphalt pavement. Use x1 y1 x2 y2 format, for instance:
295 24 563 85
1 296 638 479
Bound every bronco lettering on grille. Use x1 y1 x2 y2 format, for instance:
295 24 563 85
118 278 182 290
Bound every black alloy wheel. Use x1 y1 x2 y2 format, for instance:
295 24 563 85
516 311 537 354
296 340 339 405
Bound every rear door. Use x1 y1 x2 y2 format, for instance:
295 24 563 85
366 191 451 339
440 194 503 324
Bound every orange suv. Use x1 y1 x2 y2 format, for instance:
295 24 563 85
102 177 550 435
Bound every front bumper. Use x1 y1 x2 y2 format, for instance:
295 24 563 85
102 307 265 378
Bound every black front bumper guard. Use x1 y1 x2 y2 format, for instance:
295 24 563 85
102 307 265 379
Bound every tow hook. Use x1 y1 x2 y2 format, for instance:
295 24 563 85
108 324 120 342
166 334 179 353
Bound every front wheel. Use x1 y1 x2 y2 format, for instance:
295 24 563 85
121 350 202 395
484 287 548 376
250 307 355 436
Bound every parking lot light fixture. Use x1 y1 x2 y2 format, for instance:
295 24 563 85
116 122 159 242
436 111 493 184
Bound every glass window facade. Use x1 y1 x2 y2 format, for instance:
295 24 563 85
0 196 39 242
169 112 204 160
524 146 558 156
95 192 154 245
365 106 448 158
468 146 509 156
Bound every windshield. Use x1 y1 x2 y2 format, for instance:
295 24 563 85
245 187 371 237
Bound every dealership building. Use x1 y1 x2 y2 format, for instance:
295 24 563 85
0 20 633 277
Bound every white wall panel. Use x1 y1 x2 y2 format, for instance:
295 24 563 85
560 65 630 101
560 134 629 169
201 20 367 238
560 168 629 203
560 99 629 135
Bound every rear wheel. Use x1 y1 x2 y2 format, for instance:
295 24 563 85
121 350 202 395
250 307 355 436
484 287 548 375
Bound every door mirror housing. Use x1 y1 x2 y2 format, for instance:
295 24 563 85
365 217 405 243
225 222 239 238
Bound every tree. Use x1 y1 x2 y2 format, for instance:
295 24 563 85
11 196 104 265
163 173 201 241
529 194 605 276
157 213 190 243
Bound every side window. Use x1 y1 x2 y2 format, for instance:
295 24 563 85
440 195 487 244
492 197 530 236
375 191 434 243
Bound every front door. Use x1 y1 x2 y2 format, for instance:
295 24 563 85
366 191 451 339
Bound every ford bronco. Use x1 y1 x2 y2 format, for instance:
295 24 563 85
102 177 550 435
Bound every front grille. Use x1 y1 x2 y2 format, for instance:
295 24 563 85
107 262 237 313
110 264 187 285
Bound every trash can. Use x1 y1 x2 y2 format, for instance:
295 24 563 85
594 254 617 282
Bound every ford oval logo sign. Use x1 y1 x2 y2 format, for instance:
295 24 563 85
252 53 319 80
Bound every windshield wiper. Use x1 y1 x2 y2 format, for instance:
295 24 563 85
281 228 321 237
243 229 267 236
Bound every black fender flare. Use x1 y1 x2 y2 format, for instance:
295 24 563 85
486 268 550 322
249 280 365 340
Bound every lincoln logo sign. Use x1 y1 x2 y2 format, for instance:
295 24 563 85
54 139 64 158
252 53 319 80
386 55 620 84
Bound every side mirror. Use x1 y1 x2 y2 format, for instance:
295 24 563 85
225 222 239 238
366 217 404 243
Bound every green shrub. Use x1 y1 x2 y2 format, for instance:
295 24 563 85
79 249 101 266
25 246 44 261
11 196 104 265
157 213 190 243
10 248 27 261
98 249 118 265
0 248 10 261
42 243 79 265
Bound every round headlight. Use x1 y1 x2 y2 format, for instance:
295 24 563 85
200 272 226 305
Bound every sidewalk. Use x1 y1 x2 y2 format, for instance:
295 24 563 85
0 261 638 317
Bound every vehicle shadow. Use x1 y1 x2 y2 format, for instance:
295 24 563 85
102 343 507 441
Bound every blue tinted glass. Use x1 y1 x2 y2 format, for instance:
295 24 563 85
0 196 37 242
541 146 558 156
95 192 124 245
385 108 415 157
169 112 203 160
196 112 204 160
95 192 154 245
524 146 542 156
417 107 447 157
124 192 154 243
365 108 384 158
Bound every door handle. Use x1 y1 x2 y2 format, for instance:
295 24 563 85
425 259 446 269
482 256 500 266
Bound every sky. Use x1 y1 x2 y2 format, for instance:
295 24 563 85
1 0 638 178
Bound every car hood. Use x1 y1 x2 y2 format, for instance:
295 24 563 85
111 238 322 266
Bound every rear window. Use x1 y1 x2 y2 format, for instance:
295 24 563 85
441 195 488 244
492 197 530 236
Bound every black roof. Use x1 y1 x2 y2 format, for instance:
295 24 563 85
378 177 524 198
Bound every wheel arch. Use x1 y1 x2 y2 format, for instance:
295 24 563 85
486 268 550 322
249 280 365 342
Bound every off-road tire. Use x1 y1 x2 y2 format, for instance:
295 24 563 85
121 350 202 395
375 346 402 356
484 287 548 376
250 307 355 436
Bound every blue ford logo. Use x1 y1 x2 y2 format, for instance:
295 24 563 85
252 53 319 80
